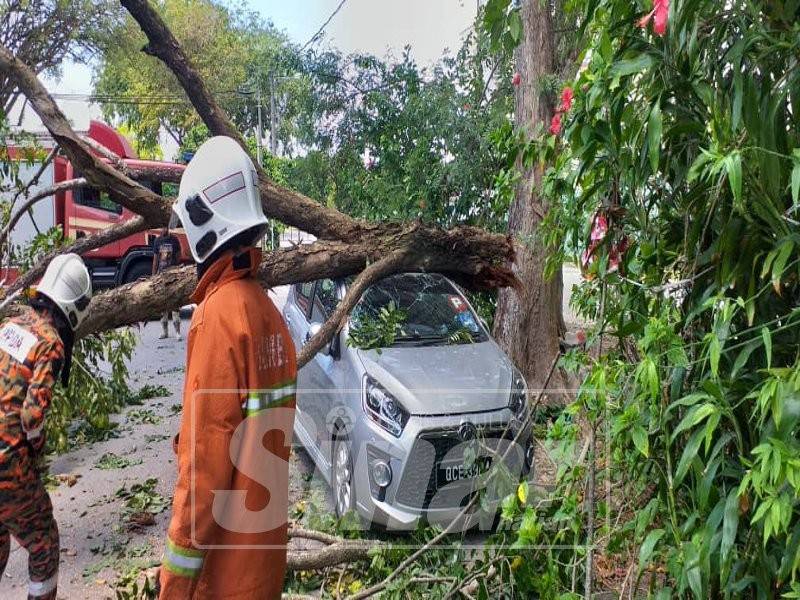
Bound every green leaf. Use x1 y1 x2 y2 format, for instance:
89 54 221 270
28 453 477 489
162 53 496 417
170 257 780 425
709 335 721 377
762 327 772 370
610 54 655 77
771 241 794 293
674 429 704 486
508 10 522 44
632 424 649 457
724 151 743 210
672 403 717 440
648 102 662 172
721 491 740 568
792 149 800 206
638 528 665 573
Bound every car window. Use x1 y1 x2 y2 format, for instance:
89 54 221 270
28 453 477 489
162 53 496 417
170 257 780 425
295 282 314 316
311 279 338 323
350 273 486 346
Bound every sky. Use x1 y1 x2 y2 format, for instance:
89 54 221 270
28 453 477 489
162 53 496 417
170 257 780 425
19 0 479 148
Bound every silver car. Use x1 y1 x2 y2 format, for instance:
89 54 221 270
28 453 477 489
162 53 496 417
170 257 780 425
283 272 533 530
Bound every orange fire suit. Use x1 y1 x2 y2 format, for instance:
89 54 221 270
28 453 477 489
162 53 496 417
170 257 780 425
0 305 64 600
159 247 297 599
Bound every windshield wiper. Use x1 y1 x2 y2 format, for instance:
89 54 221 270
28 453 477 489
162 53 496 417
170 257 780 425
393 333 447 343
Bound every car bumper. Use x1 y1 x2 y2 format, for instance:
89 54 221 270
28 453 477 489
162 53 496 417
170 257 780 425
350 408 533 531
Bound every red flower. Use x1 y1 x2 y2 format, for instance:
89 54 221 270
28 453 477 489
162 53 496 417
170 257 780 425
512 72 521 86
559 87 574 112
549 112 562 135
638 0 669 36
590 212 608 242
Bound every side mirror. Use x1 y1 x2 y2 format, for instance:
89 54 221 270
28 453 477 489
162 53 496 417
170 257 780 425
329 330 341 360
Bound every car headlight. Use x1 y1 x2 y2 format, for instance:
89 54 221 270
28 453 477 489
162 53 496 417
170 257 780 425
363 376 409 437
509 370 528 420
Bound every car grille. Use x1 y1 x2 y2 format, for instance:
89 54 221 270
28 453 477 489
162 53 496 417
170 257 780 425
394 425 518 510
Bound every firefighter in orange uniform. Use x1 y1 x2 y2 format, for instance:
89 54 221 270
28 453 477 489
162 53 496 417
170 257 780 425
0 253 92 600
159 136 297 599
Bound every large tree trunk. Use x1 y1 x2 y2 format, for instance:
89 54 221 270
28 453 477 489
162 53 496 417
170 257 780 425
493 0 565 393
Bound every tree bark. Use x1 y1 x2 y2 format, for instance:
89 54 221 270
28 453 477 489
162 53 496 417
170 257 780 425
492 0 565 394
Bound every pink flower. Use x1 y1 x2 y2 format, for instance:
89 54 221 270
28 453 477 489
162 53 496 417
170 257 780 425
590 212 608 242
512 72 521 86
638 0 669 36
559 87 574 112
549 112 562 135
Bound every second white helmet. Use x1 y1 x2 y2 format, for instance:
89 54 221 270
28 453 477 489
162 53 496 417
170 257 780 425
37 253 92 330
174 136 267 262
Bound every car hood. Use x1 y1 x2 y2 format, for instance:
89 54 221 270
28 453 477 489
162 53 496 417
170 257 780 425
356 341 514 415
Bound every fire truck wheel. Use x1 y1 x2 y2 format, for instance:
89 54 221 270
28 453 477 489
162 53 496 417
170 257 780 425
123 260 152 285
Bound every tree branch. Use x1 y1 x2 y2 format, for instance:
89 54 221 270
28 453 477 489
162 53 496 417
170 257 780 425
296 250 409 367
5 216 149 296
8 146 57 208
0 44 171 224
0 177 87 249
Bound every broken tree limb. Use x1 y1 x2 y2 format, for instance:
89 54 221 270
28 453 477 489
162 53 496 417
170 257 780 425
285 526 381 571
287 539 377 571
71 217 516 339
6 215 149 295
0 44 171 224
8 146 57 208
296 250 409 367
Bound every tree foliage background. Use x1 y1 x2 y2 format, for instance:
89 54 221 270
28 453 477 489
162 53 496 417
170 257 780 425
481 0 800 597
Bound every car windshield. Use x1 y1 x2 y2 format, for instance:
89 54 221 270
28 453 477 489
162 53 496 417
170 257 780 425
350 273 487 346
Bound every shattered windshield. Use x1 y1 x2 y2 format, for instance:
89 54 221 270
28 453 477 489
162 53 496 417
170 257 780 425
350 273 487 346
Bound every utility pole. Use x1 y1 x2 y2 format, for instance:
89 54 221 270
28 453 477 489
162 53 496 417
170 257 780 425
269 73 278 156
255 84 263 166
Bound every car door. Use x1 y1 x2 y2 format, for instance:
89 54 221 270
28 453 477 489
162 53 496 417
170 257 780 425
304 278 343 450
283 282 318 449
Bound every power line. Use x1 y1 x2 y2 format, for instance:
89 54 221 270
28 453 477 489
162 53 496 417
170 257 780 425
301 0 349 52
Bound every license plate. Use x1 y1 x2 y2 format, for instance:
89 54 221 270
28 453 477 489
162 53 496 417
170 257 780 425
437 456 492 484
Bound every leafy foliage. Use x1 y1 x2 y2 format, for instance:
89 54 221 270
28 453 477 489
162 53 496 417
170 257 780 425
347 301 407 352
480 0 800 596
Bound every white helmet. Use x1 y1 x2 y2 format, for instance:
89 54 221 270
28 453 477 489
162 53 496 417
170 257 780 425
37 253 92 330
173 136 267 262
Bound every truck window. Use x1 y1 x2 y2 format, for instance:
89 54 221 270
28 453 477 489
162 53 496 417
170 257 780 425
73 186 123 214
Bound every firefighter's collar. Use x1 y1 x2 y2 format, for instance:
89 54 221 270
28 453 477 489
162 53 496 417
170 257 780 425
191 247 262 304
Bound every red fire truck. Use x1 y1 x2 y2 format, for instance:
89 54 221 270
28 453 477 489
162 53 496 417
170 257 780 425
3 120 189 288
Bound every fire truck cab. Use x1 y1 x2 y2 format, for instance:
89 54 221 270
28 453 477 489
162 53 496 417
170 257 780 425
5 121 189 288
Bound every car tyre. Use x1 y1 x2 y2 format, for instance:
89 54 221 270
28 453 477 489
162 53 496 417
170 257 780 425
123 260 152 285
332 435 355 519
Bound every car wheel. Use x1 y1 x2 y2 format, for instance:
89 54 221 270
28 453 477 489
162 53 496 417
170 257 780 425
123 260 151 285
332 435 355 519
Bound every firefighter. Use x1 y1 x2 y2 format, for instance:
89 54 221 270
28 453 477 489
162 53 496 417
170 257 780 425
159 136 297 599
0 253 92 600
151 225 182 340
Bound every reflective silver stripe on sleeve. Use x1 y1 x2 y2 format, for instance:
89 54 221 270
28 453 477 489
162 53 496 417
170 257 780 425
243 382 297 413
163 547 204 571
24 423 44 440
29 572 58 597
